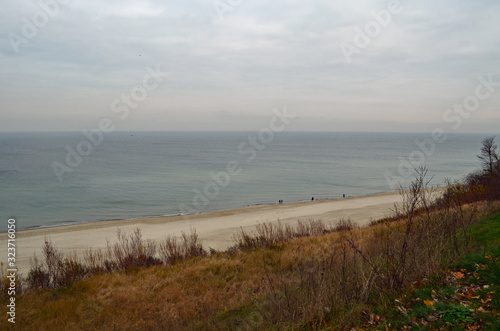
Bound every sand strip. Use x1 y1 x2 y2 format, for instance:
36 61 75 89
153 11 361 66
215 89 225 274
0 191 402 274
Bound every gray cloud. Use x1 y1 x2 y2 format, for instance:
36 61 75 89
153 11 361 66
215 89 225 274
1 0 499 132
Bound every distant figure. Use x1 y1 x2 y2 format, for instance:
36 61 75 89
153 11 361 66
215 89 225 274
311 197 314 201
343 194 345 198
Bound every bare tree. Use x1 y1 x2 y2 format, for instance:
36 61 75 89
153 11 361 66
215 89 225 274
478 136 499 174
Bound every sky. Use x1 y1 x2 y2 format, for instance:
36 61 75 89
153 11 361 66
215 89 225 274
0 0 499 133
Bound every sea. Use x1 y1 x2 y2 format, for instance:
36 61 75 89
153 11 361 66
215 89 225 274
0 131 493 231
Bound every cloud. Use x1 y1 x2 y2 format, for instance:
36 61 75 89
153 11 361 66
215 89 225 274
0 0 499 132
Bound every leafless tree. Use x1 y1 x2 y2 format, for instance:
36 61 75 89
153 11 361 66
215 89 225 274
478 136 499 174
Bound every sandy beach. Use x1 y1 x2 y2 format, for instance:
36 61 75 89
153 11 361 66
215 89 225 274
1 191 402 274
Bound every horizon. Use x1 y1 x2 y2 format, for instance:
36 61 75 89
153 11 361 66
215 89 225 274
1 129 499 135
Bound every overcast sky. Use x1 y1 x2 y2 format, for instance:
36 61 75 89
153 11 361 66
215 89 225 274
1 0 499 133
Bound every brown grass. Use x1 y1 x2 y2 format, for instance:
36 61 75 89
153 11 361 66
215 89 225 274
232 219 332 251
24 228 207 291
2 197 498 330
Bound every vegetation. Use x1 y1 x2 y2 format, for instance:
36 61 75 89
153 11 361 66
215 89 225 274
360 213 500 330
23 228 206 291
460 135 500 202
1 137 499 330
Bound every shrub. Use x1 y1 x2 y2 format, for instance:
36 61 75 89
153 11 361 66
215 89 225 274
232 219 333 251
159 229 206 265
26 228 207 290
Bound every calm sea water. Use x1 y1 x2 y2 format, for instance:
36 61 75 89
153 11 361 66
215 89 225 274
0 131 490 230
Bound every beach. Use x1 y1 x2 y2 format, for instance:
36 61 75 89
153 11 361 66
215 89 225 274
1 191 402 274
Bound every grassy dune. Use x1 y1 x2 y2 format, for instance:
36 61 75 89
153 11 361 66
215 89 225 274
2 196 499 329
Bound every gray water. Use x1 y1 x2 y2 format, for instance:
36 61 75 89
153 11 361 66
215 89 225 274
0 131 489 230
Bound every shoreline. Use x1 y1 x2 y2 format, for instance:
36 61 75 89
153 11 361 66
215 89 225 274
9 191 393 237
0 191 403 274
6 192 388 233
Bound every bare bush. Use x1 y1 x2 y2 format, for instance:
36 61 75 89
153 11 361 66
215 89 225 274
109 228 162 269
159 229 207 265
26 255 50 290
333 218 358 232
232 219 332 251
159 236 183 265
26 241 88 289
26 228 206 290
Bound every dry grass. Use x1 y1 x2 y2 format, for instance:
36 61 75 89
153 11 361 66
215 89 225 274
232 219 332 251
24 228 207 291
248 201 500 329
2 198 498 330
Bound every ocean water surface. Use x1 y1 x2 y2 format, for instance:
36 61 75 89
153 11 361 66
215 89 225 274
0 131 487 230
